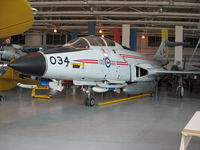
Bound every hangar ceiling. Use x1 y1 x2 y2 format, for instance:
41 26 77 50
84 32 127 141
29 0 200 36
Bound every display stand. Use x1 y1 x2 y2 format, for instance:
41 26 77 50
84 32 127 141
180 111 200 150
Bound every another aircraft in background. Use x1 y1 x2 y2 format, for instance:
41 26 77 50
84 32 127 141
0 0 33 39
9 36 200 106
0 44 26 61
0 43 64 101
0 0 49 101
0 65 39 101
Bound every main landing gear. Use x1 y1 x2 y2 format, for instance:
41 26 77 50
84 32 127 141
176 76 184 97
84 86 95 106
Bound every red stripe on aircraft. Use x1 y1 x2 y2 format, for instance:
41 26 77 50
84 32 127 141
120 54 160 62
116 61 128 65
74 59 99 64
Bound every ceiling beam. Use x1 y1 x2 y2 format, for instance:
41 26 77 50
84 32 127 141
34 19 198 26
31 25 200 33
36 11 200 18
30 1 200 9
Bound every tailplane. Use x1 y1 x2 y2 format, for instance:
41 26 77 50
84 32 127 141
154 40 168 58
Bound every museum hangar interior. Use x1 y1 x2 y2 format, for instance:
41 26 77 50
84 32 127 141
0 0 200 150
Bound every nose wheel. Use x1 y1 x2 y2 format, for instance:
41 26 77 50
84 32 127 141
85 97 95 106
84 86 95 107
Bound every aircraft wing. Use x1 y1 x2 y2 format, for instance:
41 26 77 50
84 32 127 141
153 70 200 75
193 65 200 69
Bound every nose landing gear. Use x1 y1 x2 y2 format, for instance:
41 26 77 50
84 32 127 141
84 86 95 107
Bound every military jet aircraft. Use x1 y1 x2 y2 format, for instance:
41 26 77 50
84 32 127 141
9 36 200 106
0 44 26 61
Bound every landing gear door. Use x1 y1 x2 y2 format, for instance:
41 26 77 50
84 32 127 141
130 64 137 82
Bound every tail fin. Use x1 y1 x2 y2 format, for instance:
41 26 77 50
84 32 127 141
154 40 168 58
154 40 190 58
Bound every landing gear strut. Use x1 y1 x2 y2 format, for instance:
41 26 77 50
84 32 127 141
0 95 4 102
84 86 95 106
176 76 184 97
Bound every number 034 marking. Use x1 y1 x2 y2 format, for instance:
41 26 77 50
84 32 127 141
50 56 70 66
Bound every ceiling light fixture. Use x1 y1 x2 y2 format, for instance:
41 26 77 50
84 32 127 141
53 28 57 33
99 29 103 33
141 35 145 39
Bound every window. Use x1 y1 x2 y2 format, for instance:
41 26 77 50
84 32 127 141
11 34 25 44
168 37 175 42
103 37 115 46
46 34 66 45
68 38 89 49
184 38 200 48
85 36 106 46
148 36 161 47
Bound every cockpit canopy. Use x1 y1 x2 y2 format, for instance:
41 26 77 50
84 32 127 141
44 36 119 55
64 36 115 50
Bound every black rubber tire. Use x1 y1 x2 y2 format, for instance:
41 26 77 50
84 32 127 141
89 98 95 107
177 86 184 98
84 98 95 107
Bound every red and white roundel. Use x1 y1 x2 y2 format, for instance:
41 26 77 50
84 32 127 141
105 57 111 68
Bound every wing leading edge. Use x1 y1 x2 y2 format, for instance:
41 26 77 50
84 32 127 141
153 69 200 75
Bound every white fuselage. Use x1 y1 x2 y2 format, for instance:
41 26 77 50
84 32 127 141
42 43 162 83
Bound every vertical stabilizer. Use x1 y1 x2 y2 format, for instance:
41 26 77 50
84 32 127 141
154 40 167 58
154 40 188 58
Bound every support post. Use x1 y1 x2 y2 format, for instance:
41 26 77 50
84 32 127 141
122 24 130 48
130 28 137 51
175 26 183 68
71 29 78 39
88 22 96 36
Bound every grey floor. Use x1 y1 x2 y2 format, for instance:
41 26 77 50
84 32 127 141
0 85 200 150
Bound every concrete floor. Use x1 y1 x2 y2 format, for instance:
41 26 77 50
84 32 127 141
0 85 200 150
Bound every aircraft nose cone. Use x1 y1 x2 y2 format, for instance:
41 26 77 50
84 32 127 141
9 52 46 76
